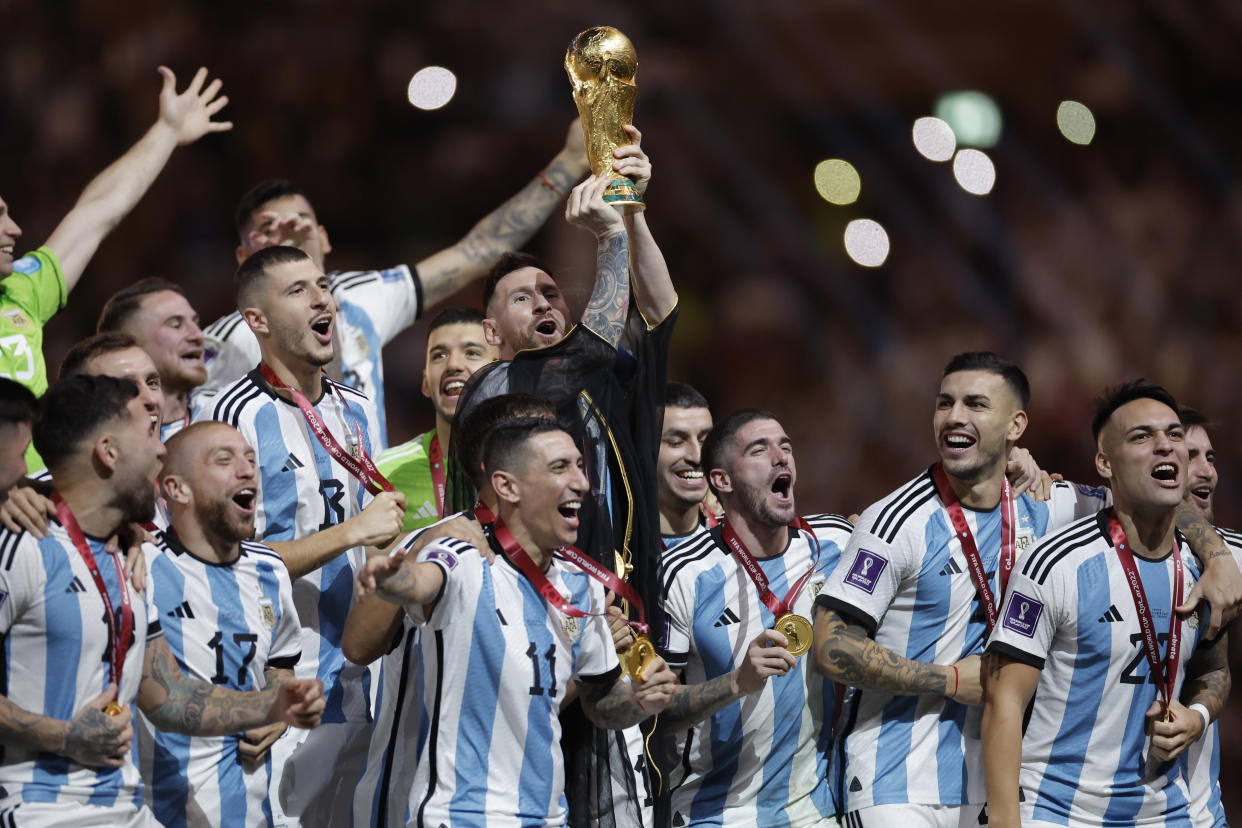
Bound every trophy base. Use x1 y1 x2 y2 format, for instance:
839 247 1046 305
603 179 645 214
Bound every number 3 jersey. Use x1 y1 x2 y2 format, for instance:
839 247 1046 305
986 510 1209 827
402 536 620 828
138 533 301 828
0 522 159 809
194 370 382 724
660 514 853 828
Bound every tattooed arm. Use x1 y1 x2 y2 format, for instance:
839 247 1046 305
577 657 677 730
663 628 798 731
611 127 676 325
137 635 324 736
811 605 982 702
417 121 590 307
1175 504 1242 638
980 651 1041 828
566 175 630 348
0 685 132 768
1148 630 1234 763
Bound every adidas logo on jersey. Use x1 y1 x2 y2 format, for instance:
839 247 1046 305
65 575 87 593
412 501 438 521
940 558 963 576
281 452 305 472
1098 605 1123 623
167 601 196 619
714 607 740 627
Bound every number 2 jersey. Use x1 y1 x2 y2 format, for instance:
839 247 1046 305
0 521 159 810
138 532 301 828
194 370 381 724
985 510 1209 826
660 514 854 827
818 473 1109 812
402 536 620 828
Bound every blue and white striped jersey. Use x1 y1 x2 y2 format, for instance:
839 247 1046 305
661 514 853 827
138 533 301 828
200 266 422 447
194 369 380 724
1183 525 1241 828
819 473 1108 810
404 536 619 827
0 524 160 809
986 510 1207 826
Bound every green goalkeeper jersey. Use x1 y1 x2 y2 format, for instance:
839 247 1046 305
1 246 66 473
377 428 446 534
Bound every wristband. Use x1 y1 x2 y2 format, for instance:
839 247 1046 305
538 170 565 198
950 665 959 699
1189 702 1211 738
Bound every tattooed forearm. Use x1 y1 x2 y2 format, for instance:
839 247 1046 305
1176 504 1231 562
577 679 647 730
581 231 630 347
813 610 949 695
661 673 741 730
1183 632 1231 720
138 636 276 736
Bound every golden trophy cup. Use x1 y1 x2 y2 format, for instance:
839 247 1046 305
565 26 644 213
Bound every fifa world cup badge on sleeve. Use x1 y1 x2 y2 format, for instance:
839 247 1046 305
1002 592 1043 638
845 550 887 594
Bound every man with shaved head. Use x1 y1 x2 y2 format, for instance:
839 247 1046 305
138 422 303 827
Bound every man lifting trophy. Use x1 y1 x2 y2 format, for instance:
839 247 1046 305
566 25 645 212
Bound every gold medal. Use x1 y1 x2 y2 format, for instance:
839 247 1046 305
774 612 813 658
103 701 123 716
621 635 656 683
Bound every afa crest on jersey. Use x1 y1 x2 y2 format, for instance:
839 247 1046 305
562 615 581 640
259 596 276 630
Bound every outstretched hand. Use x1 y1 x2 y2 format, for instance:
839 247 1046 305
157 66 233 146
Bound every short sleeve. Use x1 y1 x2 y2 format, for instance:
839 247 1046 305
200 314 261 399
0 533 39 634
6 247 67 325
269 563 302 669
407 539 477 629
331 266 421 346
573 582 621 683
660 569 694 670
985 567 1058 669
1047 481 1111 531
818 519 905 636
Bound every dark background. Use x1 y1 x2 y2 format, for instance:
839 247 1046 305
5 0 1241 815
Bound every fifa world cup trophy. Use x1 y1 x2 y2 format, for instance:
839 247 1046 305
565 26 644 213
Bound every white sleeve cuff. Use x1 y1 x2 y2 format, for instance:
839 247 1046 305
1189 702 1212 738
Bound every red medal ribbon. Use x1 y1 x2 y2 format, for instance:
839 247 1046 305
428 434 446 519
52 493 134 690
721 517 821 619
492 516 649 636
931 463 1015 635
473 501 497 525
1109 513 1183 712
260 363 393 495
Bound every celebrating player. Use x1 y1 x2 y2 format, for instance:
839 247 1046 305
0 378 36 494
660 409 853 826
657 382 716 549
813 352 1111 826
0 66 230 473
983 381 1232 827
359 418 676 826
200 121 590 444
0 375 322 827
197 245 405 827
97 279 208 441
139 422 303 827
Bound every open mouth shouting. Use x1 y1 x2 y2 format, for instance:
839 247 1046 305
309 313 334 345
557 498 582 530
230 486 258 515
441 376 467 403
1150 461 1180 489
770 471 794 505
